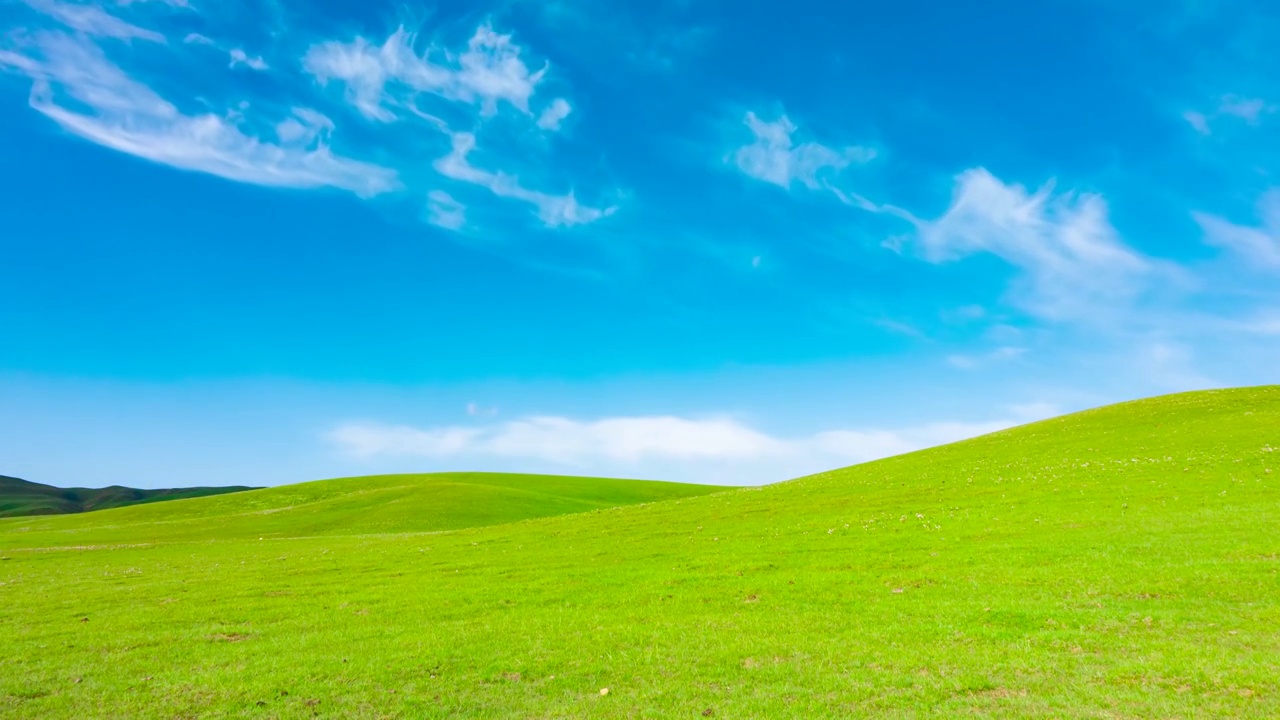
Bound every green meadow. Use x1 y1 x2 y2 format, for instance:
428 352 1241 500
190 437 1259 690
0 472 724 547
1 387 1277 718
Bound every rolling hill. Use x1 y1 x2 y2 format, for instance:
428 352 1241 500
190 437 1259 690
0 475 256 518
0 471 728 547
1 387 1277 718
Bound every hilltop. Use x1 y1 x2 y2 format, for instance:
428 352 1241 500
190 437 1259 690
1 387 1277 718
0 475 255 518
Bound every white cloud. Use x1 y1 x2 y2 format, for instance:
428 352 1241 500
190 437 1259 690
228 47 268 71
1183 110 1211 135
427 190 466 230
304 24 547 122
731 111 874 189
916 168 1152 322
0 49 40 74
434 132 614 227
331 416 784 464
24 0 164 42
327 410 1036 484
303 34 410 121
274 107 334 145
1217 95 1270 124
1 32 398 197
1194 190 1280 268
183 34 268 71
457 25 547 114
333 423 484 458
537 97 571 130
1184 95 1273 135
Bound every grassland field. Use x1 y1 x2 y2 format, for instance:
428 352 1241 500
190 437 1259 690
1 387 1277 718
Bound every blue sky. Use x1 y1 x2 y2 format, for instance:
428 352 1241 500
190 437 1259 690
1 0 1278 487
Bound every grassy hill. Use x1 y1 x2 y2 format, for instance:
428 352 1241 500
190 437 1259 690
0 475 256 518
0 472 728 547
1 387 1277 718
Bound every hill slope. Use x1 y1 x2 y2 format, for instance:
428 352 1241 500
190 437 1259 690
0 472 728 546
0 475 255 518
1 387 1278 718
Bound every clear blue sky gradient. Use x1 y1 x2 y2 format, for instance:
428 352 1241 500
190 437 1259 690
1 0 1277 487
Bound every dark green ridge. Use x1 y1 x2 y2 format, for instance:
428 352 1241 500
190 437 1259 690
0 474 257 518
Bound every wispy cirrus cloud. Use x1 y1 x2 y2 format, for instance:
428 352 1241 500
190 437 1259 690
303 25 548 121
274 107 334 145
1 31 399 196
435 132 614 228
913 168 1156 322
228 48 267 71
300 23 617 229
1219 95 1272 124
183 33 268 71
536 97 571 130
426 189 466 230
731 111 875 190
721 102 1200 341
22 0 164 41
1184 94 1274 135
2 1 618 234
1194 189 1280 269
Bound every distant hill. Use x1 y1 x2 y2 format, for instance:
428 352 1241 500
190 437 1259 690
0 472 728 544
0 474 257 518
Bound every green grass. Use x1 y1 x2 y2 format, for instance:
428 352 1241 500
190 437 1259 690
0 475 256 518
1 387 1278 718
0 472 725 547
